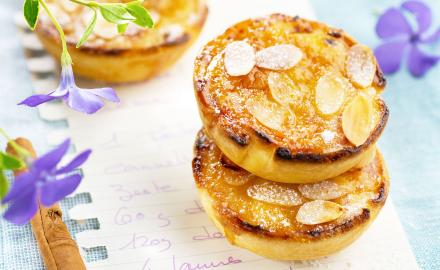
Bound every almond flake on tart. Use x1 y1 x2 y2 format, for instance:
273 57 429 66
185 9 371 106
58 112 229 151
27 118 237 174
315 71 351 115
245 94 293 132
296 200 344 225
247 182 303 207
256 44 303 70
346 44 377 88
268 72 300 106
93 15 120 40
342 94 374 146
60 0 79 13
224 41 256 76
298 180 352 200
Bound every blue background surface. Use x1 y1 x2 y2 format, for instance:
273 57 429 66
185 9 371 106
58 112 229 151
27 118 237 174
1 0 439 269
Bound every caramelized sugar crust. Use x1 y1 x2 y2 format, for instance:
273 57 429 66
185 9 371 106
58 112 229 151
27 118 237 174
37 0 208 53
193 130 388 241
194 14 388 158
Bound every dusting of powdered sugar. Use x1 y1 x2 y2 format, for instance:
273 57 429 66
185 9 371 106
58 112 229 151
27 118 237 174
256 44 302 70
224 41 256 76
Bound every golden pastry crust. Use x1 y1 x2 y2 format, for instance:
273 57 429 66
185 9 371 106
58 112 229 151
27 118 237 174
194 14 388 183
192 130 389 260
36 0 208 82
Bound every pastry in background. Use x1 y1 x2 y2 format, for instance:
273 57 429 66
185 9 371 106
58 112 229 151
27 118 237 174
37 0 208 83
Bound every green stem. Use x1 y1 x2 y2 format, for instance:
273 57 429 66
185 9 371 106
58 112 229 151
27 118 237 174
70 0 96 7
38 0 72 66
0 129 30 160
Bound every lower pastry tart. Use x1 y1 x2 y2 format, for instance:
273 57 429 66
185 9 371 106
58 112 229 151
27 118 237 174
192 130 389 260
36 0 208 82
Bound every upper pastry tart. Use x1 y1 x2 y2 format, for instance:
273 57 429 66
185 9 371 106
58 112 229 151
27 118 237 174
193 130 389 260
194 14 388 183
36 0 208 82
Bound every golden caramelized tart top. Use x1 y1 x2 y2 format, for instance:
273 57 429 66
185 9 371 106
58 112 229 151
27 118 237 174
194 14 388 158
193 130 388 240
38 0 207 51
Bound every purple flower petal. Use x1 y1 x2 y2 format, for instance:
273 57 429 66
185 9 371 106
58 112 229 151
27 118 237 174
407 45 440 77
59 65 75 90
33 139 71 172
421 27 440 43
18 94 59 107
50 87 69 98
376 7 413 39
375 40 409 74
56 149 92 174
19 63 118 114
3 189 38 225
67 87 105 114
40 174 82 207
2 171 37 203
402 0 432 34
85 87 120 103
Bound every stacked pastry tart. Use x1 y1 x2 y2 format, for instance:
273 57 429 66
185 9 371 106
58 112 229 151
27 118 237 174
36 0 208 82
192 14 389 260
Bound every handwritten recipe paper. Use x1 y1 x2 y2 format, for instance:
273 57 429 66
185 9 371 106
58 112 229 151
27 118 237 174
18 0 419 269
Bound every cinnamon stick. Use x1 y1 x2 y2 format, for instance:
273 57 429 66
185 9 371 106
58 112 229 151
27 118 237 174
6 138 86 270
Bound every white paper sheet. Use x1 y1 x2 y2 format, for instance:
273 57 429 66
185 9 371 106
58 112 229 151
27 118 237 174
17 0 420 269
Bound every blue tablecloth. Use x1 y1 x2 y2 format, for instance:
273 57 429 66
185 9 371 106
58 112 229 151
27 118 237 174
1 0 439 269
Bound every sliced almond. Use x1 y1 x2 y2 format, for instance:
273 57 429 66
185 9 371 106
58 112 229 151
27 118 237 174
315 71 349 115
342 192 376 209
268 72 297 106
60 0 79 12
125 24 143 36
256 44 302 70
222 167 253 186
342 95 373 146
149 11 161 23
296 200 344 225
94 15 119 39
161 24 185 43
346 44 376 88
247 182 303 206
224 41 256 76
45 4 71 28
224 174 252 186
298 180 348 200
81 9 95 26
298 174 358 201
341 192 376 218
246 95 293 131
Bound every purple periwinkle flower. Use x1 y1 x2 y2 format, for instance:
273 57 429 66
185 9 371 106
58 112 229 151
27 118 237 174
1 139 91 225
19 64 120 114
375 0 440 77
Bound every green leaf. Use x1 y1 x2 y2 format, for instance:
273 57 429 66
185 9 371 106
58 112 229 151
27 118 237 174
23 0 40 30
0 171 8 200
126 1 154 28
117 24 128 34
0 152 23 170
76 9 97 48
98 3 135 24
